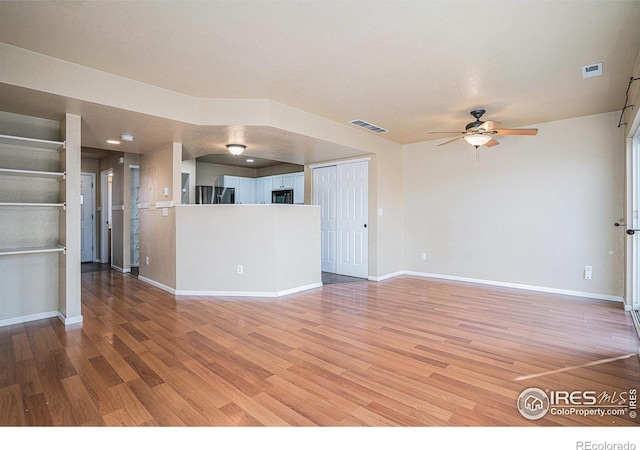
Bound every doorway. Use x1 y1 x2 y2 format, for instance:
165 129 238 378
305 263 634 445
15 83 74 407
80 173 96 263
313 160 369 280
100 168 113 264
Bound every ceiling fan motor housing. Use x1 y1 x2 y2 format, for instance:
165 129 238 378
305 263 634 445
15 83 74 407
465 109 487 130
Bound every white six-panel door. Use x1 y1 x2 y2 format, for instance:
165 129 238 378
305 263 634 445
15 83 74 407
313 160 368 278
336 161 368 278
314 165 337 273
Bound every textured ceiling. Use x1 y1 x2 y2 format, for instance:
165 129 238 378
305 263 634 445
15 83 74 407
0 1 639 162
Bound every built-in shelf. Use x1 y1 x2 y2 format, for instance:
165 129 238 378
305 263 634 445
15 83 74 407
0 134 65 151
0 202 66 208
0 168 66 179
0 245 66 257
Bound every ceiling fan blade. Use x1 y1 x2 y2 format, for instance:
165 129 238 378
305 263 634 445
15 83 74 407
493 128 538 136
429 131 465 134
485 138 500 147
480 121 502 131
437 136 465 147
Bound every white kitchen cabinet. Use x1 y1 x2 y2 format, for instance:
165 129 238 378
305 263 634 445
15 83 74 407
217 175 256 204
271 175 283 190
256 177 272 204
218 172 303 204
238 176 256 204
217 175 239 191
271 173 295 190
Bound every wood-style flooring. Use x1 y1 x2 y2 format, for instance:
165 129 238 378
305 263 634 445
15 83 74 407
1 270 639 426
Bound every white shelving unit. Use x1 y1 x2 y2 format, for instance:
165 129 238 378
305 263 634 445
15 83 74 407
0 134 67 210
0 167 65 179
0 132 68 326
0 245 66 257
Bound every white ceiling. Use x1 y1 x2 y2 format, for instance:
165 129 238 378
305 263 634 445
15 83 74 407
0 1 639 163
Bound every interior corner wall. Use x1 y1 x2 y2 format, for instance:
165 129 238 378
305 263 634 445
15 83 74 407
371 145 405 278
138 142 181 290
402 111 625 298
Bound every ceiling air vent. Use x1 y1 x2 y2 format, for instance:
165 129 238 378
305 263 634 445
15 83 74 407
349 119 388 133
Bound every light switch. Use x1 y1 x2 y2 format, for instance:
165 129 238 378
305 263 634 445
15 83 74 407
162 187 169 197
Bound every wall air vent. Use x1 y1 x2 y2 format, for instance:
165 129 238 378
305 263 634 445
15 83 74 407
581 62 603 79
349 119 388 133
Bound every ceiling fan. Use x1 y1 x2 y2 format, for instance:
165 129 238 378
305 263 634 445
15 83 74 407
429 109 538 148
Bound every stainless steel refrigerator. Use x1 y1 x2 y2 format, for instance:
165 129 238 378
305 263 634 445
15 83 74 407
196 186 235 204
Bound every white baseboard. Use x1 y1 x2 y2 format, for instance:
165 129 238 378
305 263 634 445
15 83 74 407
174 282 323 298
369 271 405 282
0 310 58 328
394 270 624 303
138 276 176 294
110 265 131 273
57 311 83 326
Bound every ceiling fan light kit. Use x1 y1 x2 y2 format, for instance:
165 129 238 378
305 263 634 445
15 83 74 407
463 134 492 148
429 109 538 150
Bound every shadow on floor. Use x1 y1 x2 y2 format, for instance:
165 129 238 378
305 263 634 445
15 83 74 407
322 272 368 285
81 262 112 273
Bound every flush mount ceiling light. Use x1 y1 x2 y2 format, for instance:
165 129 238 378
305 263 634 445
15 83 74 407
120 134 134 142
227 144 246 156
463 134 492 148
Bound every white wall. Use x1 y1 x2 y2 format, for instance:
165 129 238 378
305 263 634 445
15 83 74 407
403 112 625 299
196 161 256 186
175 204 321 295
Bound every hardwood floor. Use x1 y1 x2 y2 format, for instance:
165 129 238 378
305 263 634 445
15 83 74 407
1 271 639 427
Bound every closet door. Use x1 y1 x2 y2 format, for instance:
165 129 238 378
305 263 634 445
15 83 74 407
336 161 368 279
313 166 337 273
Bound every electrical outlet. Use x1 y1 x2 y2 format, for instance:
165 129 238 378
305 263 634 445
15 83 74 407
584 265 592 280
421 252 427 260
237 265 244 275
145 256 149 265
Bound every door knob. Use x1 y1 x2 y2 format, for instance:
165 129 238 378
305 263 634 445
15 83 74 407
626 229 640 235
364 224 367 228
